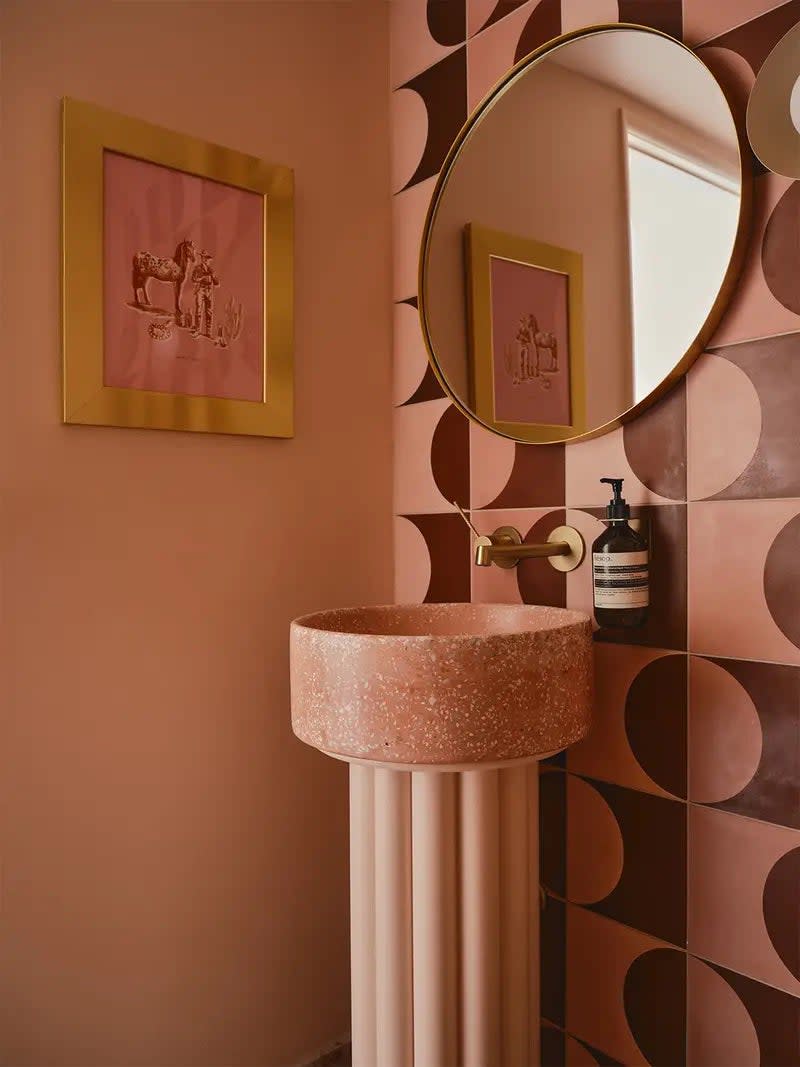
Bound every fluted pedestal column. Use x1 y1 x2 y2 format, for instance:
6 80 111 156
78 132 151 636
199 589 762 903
349 761 540 1067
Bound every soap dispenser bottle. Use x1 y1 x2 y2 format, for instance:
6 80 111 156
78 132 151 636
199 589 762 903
591 478 649 628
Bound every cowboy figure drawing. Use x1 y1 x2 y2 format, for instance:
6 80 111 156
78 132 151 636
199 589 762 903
191 249 220 339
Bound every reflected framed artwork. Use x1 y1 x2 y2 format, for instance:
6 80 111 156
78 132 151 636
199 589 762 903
465 223 585 441
62 98 293 437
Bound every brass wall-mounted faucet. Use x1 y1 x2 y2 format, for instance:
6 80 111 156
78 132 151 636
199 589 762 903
454 502 585 573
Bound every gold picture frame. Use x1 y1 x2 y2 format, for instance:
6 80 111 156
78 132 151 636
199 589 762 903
465 223 585 443
62 97 294 437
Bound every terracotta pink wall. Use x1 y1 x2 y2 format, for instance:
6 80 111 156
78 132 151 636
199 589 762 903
392 1 800 1064
0 2 392 1065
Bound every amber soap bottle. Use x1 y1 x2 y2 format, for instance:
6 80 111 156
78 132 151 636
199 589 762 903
591 477 649 628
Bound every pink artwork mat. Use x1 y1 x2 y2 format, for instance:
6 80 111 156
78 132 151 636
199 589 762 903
103 151 264 402
489 256 571 426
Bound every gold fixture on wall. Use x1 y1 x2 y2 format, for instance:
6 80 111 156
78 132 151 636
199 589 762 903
454 503 585 571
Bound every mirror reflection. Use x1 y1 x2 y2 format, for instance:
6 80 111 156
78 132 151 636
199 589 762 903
420 27 745 444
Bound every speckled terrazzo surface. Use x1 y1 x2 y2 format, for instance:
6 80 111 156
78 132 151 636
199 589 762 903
290 604 593 766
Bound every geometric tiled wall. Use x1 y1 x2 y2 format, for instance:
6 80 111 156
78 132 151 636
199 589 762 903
391 1 800 1063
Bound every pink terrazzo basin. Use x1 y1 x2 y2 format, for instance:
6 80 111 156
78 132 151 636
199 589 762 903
290 603 593 767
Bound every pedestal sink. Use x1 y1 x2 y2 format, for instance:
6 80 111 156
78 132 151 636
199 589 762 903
291 603 592 1067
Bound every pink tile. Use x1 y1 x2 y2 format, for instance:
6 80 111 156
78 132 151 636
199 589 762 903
469 423 516 509
566 428 674 509
688 656 762 804
709 173 800 348
393 301 430 406
567 644 680 798
560 0 619 33
391 87 429 194
688 499 800 664
393 398 456 514
390 0 460 88
684 0 788 46
566 904 672 1065
394 515 431 602
393 175 437 301
688 805 800 996
467 0 501 37
687 352 762 501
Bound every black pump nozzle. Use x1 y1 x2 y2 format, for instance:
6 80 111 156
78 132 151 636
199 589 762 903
600 477 630 520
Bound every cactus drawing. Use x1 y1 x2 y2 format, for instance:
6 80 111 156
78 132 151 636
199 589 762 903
218 297 243 347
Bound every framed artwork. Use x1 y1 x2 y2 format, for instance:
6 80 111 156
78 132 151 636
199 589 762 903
62 98 293 437
465 223 585 442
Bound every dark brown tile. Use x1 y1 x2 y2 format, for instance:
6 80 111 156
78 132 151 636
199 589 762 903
514 0 561 62
405 513 471 602
763 845 800 983
593 504 688 651
703 0 800 74
624 652 687 799
426 0 466 46
430 403 470 506
401 48 467 190
541 895 566 1028
618 0 682 39
479 442 565 510
622 379 686 502
699 960 800 1067
575 777 687 946
541 767 566 897
518 510 567 607
700 657 800 830
623 948 687 1067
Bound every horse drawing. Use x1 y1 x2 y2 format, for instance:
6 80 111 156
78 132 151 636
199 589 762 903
131 239 196 322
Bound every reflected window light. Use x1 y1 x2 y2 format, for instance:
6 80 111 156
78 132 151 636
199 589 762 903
624 122 740 402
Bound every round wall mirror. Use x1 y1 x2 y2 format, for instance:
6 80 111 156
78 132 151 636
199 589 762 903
419 25 749 444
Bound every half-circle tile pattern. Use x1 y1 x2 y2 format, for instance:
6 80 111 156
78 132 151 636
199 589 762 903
764 845 800 983
399 49 467 191
765 514 800 650
514 0 562 62
693 657 799 829
688 805 800 998
468 0 530 38
708 333 800 500
763 181 800 314
405 513 471 603
687 352 761 501
623 948 687 1067
391 88 429 194
476 440 565 510
566 775 624 905
430 403 471 508
394 515 432 604
567 645 681 798
517 510 567 607
622 379 686 502
696 960 800 1067
688 656 763 807
394 299 441 406
426 0 466 46
578 778 687 946
687 956 761 1067
701 0 800 77
624 653 687 799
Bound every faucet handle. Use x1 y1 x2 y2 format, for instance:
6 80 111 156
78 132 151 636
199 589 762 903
452 500 481 538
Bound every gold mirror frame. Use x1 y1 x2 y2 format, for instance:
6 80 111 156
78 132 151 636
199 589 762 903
418 23 752 445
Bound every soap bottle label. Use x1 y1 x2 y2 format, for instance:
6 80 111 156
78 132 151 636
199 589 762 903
592 550 649 609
